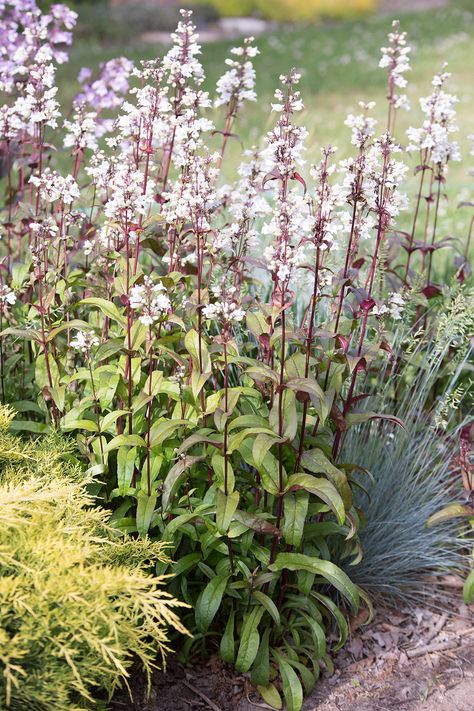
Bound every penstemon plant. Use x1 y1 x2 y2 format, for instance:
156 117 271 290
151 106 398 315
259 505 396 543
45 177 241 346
0 4 472 709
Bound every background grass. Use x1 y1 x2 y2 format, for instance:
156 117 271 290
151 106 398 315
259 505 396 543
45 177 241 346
58 0 474 265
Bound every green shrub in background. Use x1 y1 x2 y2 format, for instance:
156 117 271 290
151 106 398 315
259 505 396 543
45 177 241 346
0 407 187 711
195 0 378 22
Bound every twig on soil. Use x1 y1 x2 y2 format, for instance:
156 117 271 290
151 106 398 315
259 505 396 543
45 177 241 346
424 613 448 644
407 640 459 658
183 680 223 711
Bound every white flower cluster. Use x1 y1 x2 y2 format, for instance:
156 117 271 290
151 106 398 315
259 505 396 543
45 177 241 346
102 164 156 222
71 330 100 354
11 62 61 131
0 285 16 307
162 151 218 232
309 147 345 249
64 106 100 151
129 276 171 326
214 148 272 254
261 71 312 285
406 68 461 165
162 10 204 89
215 37 258 113
202 300 245 323
364 134 409 219
374 292 405 320
379 20 411 111
30 169 80 204
344 102 377 148
271 70 304 113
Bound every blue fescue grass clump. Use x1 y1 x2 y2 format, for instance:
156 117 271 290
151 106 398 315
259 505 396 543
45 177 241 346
342 298 473 604
344 421 468 603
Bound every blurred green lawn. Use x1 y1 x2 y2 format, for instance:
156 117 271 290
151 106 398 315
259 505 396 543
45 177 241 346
58 0 474 263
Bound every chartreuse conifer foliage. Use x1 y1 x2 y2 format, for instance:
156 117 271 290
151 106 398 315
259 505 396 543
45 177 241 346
0 406 187 711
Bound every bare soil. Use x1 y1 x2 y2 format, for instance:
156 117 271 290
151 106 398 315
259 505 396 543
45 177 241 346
110 583 474 711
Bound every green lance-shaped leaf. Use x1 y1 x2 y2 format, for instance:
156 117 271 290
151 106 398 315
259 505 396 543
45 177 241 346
245 363 279 384
35 353 60 389
227 426 277 454
250 628 271 687
311 592 349 650
427 503 473 527
276 655 303 711
0 327 42 343
136 490 158 537
212 452 235 493
191 371 212 402
80 297 127 327
148 418 190 449
46 319 90 343
269 389 297 441
269 553 359 609
162 454 206 511
178 430 223 455
238 439 282 496
117 446 137 496
300 612 326 658
105 433 147 452
61 419 99 433
285 659 316 696
285 376 324 401
184 328 211 373
257 684 282 710
232 509 281 538
9 420 52 435
344 411 406 431
281 491 309 547
195 574 229 633
216 489 240 534
252 590 280 626
101 409 129 432
235 606 264 673
220 609 235 663
252 432 285 468
300 448 352 510
245 309 269 338
285 473 345 525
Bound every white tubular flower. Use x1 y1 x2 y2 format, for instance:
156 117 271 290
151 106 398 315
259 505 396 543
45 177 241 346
70 330 100 355
374 292 405 320
103 164 156 222
361 133 409 223
129 276 171 326
214 148 272 256
379 20 411 111
0 285 16 307
63 106 99 151
162 10 204 88
215 37 258 114
30 169 80 204
202 301 245 324
11 56 61 132
406 67 460 165
344 102 377 148
162 151 218 233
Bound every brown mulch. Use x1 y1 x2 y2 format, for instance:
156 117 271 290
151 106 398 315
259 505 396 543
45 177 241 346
110 578 474 711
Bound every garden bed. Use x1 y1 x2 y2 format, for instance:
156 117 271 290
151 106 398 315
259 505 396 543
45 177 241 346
111 580 474 710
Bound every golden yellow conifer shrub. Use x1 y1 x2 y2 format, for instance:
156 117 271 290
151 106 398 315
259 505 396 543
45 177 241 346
0 407 187 711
